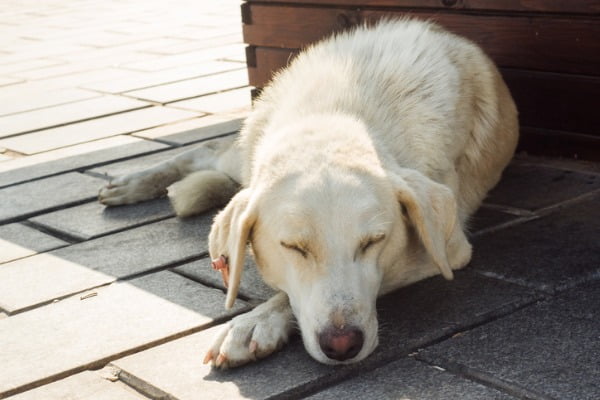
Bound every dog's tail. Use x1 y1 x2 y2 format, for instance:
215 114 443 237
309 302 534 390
168 170 240 217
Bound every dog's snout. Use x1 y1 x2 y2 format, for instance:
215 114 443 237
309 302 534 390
318 325 364 361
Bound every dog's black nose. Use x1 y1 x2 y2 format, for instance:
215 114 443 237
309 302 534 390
318 325 364 361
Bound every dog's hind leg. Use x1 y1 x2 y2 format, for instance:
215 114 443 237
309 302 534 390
99 136 241 216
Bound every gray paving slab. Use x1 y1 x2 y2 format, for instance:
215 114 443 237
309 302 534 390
82 61 243 94
0 272 249 398
487 163 600 210
0 153 13 162
471 195 600 293
169 87 251 114
469 207 521 235
0 95 149 138
0 172 105 224
111 270 535 400
0 135 169 188
88 135 234 178
132 115 242 145
0 223 68 264
175 258 277 302
30 197 175 241
125 69 248 103
88 146 188 179
0 214 214 313
308 357 514 400
0 107 198 154
0 88 98 116
9 371 149 400
418 281 600 400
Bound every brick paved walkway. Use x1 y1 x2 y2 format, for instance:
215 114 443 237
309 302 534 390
0 1 599 399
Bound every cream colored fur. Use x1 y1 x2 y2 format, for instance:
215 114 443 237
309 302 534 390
99 19 518 368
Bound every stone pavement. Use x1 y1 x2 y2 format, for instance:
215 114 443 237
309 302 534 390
0 1 599 399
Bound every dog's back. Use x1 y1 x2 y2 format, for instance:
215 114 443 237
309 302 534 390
242 19 518 222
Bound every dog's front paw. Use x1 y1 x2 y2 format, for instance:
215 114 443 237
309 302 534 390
204 294 294 368
98 171 169 206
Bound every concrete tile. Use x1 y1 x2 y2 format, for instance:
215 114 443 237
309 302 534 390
0 58 63 76
9 371 149 400
0 135 169 188
123 45 247 72
175 258 277 302
418 281 600 400
30 198 175 241
0 272 248 398
34 68 146 90
0 172 105 224
112 326 329 400
83 62 243 94
89 135 235 178
0 95 149 138
129 270 250 318
0 215 214 313
0 44 90 64
132 115 242 145
0 88 98 116
126 69 248 103
0 223 68 264
88 147 189 179
112 271 534 400
469 207 521 234
0 153 13 162
0 76 23 86
487 164 600 210
169 87 251 114
471 195 600 293
0 107 198 154
308 357 514 400
12 61 110 81
142 34 242 55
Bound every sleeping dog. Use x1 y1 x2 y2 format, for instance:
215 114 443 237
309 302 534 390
99 18 518 367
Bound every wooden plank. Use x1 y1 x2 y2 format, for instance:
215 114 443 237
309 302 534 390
242 4 600 75
247 46 600 137
247 46 298 88
518 127 600 161
246 0 600 14
503 69 600 136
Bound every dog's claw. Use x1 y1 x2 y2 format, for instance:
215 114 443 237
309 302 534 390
249 340 258 354
216 354 227 367
203 350 213 364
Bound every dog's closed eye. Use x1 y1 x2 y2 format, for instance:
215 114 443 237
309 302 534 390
281 241 309 258
359 234 386 254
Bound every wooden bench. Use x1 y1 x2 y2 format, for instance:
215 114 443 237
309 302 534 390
241 0 600 160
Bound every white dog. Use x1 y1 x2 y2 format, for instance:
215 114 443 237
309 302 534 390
99 19 518 368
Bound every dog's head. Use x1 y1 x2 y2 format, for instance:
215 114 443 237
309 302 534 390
208 116 470 365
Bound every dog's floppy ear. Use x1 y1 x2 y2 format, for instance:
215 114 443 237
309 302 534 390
209 188 258 309
390 169 471 280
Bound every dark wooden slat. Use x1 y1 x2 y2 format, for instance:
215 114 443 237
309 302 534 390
247 46 600 137
503 69 600 136
243 4 600 75
245 45 600 158
246 0 600 14
518 127 600 161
